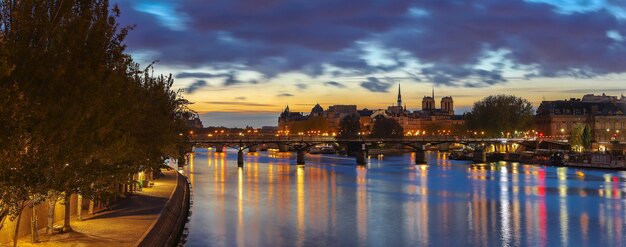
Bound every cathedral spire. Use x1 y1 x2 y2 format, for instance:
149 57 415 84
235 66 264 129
432 82 435 99
397 84 402 107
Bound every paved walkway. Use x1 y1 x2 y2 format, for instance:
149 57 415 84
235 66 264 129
7 169 178 247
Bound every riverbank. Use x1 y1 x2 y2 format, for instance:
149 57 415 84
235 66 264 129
5 169 182 247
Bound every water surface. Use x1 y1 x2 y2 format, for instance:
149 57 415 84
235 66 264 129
183 148 626 247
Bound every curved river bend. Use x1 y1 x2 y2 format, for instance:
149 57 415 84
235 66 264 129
182 148 626 247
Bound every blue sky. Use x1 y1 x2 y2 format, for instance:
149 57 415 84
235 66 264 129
113 0 626 127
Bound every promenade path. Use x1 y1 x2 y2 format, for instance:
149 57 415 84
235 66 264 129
7 169 178 247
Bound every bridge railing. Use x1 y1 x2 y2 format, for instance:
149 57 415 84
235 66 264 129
187 136 562 143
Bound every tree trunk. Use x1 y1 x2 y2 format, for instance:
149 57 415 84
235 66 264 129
0 210 8 232
77 194 82 221
46 199 56 234
88 199 95 215
31 205 39 243
13 210 22 247
62 193 72 232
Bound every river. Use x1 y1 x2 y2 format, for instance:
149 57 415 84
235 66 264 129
182 148 626 247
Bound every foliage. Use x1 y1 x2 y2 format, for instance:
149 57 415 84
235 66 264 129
370 117 404 138
0 0 190 239
582 125 592 151
337 113 361 139
568 124 585 152
464 95 535 137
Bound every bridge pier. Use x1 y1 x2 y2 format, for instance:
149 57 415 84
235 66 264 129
297 150 305 165
473 148 486 163
237 149 244 167
356 143 368 166
215 144 224 153
414 148 427 164
248 146 257 153
279 144 289 152
355 151 367 165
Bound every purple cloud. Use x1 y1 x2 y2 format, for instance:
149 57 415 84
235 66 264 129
360 77 393 92
185 80 208 94
115 0 626 87
324 81 346 88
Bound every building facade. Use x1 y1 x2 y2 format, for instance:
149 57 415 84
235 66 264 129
277 85 465 136
536 94 626 151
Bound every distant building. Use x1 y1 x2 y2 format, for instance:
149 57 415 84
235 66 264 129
326 105 358 131
260 126 278 135
357 109 374 131
310 103 324 117
536 94 626 151
276 84 465 135
417 94 454 116
278 105 307 131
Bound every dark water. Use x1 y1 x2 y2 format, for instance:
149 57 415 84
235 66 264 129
182 148 626 247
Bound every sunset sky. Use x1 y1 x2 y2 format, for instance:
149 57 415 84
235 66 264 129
113 0 626 127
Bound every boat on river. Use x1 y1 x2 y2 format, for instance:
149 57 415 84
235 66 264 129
308 145 335 154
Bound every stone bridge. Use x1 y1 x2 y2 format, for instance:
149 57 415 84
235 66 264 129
188 136 566 166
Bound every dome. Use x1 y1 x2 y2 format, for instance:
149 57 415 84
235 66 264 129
311 103 324 115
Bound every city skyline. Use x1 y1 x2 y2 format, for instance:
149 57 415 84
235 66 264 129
2 1 626 246
112 0 626 127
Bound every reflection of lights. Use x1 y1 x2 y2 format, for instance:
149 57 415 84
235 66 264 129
296 165 305 246
557 167 567 180
418 165 428 171
576 171 585 178
558 184 567 197
500 164 511 246
355 165 368 245
237 167 244 247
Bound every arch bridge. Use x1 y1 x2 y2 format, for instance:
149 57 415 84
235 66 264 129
188 136 564 166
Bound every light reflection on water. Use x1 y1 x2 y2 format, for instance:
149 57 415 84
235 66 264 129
183 148 626 247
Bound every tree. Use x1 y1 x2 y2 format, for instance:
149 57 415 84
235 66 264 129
464 95 535 137
370 117 404 138
0 0 190 241
582 125 592 151
337 113 361 139
569 124 585 152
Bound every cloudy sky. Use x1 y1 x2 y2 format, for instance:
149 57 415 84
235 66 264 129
114 0 626 127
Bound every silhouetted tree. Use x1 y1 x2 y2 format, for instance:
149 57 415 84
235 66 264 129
464 95 535 137
370 117 404 138
0 1 190 242
338 113 360 139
